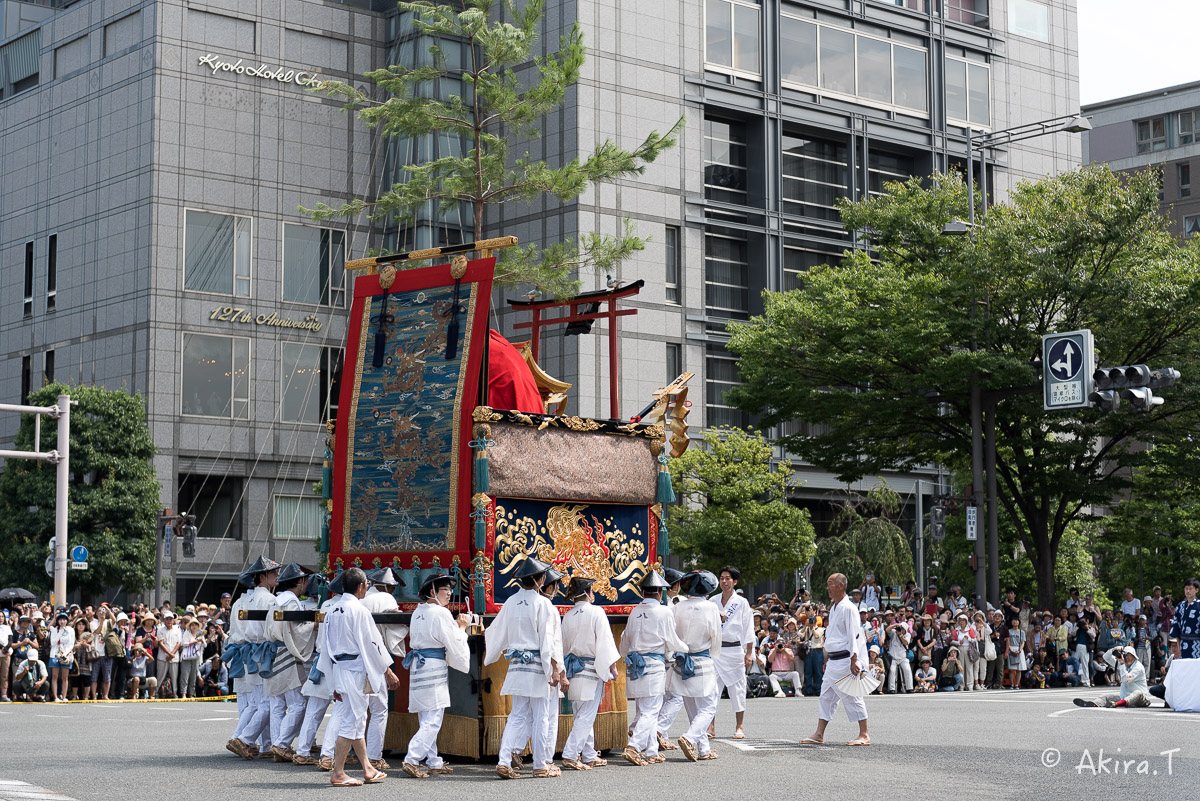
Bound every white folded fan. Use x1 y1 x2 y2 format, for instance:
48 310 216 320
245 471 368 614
834 670 881 697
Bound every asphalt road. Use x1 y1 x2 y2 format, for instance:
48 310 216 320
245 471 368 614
2 688 1196 800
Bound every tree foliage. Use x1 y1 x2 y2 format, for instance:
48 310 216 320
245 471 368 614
666 427 815 584
727 167 1200 608
0 383 160 600
305 0 682 297
813 483 913 600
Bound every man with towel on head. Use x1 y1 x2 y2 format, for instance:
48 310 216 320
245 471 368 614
316 567 399 787
484 556 567 779
655 567 687 753
669 570 723 762
537 568 568 772
620 570 686 766
225 555 281 761
265 563 316 763
803 573 870 747
360 568 407 771
559 575 620 771
400 573 471 778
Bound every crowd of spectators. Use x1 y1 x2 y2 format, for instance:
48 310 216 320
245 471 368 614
0 596 235 703
743 574 1194 698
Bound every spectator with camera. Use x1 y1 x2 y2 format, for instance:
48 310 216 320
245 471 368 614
884 612 912 693
939 646 963 691
200 655 229 697
764 628 802 697
12 647 48 701
48 611 74 702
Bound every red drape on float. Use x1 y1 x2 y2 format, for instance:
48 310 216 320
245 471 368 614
487 329 544 414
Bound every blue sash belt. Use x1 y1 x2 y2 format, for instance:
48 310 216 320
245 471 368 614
307 652 323 685
504 648 541 664
402 647 447 670
624 651 666 680
222 642 253 679
563 653 594 679
255 641 283 678
673 649 711 680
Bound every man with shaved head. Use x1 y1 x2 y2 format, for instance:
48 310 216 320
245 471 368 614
803 573 870 747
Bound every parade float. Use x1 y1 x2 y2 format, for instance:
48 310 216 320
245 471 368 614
319 238 691 759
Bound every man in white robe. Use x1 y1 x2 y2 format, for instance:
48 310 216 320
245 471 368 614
710 565 754 739
294 575 341 767
560 577 620 771
360 568 408 771
804 573 870 746
400 573 470 778
265 563 316 762
226 556 280 760
669 570 723 762
537 568 567 771
620 571 686 766
484 556 566 779
655 567 687 753
316 567 399 786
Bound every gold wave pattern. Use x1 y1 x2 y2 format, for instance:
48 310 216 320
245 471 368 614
495 502 650 600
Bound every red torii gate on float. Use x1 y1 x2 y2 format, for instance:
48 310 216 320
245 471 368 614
507 279 645 420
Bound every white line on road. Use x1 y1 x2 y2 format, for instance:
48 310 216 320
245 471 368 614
0 778 77 801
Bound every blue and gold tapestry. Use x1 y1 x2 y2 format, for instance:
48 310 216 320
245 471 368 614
331 260 493 559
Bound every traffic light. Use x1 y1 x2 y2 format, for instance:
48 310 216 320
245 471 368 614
1090 364 1180 412
181 514 198 558
930 502 946 541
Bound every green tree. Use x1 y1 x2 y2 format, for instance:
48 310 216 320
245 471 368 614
666 427 815 584
0 383 160 599
813 483 913 601
726 167 1200 609
306 0 682 297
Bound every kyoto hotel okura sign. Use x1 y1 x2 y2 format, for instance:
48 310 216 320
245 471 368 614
197 54 324 89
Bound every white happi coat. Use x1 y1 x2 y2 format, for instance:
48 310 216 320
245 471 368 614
362 587 408 658
316 594 393 696
561 601 620 702
301 596 342 700
407 603 470 712
714 591 754 685
484 588 561 697
668 596 722 698
235 586 276 688
619 597 686 698
264 590 316 695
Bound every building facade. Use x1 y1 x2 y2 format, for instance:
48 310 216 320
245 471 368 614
0 0 1080 600
1082 80 1200 239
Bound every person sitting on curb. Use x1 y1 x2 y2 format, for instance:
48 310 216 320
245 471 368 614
915 657 937 692
1073 646 1152 708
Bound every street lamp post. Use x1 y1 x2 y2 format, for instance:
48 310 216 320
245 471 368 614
951 113 1092 609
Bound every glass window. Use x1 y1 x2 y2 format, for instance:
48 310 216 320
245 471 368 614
1180 111 1194 146
281 344 344 424
1007 0 1049 42
704 226 749 320
273 495 324 540
704 117 748 204
46 235 57 311
665 225 681 304
783 242 842 291
947 57 989 127
868 150 916 198
781 133 849 222
1185 215 1200 237
182 333 249 419
184 210 252 296
23 241 33 316
666 343 682 383
1180 163 1191 199
893 45 928 112
705 0 761 77
21 355 31 404
856 36 892 104
779 16 817 87
819 27 855 96
283 224 346 306
44 350 54 385
967 63 991 127
706 343 749 428
1135 117 1168 153
179 474 243 540
945 0 989 28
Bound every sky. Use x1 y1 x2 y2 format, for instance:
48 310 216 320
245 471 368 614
1078 0 1200 105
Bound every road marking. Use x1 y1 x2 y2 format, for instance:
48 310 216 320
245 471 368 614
0 778 78 801
198 717 235 721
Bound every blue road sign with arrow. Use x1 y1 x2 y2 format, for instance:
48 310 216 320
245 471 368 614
1042 330 1094 410
71 545 88 563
